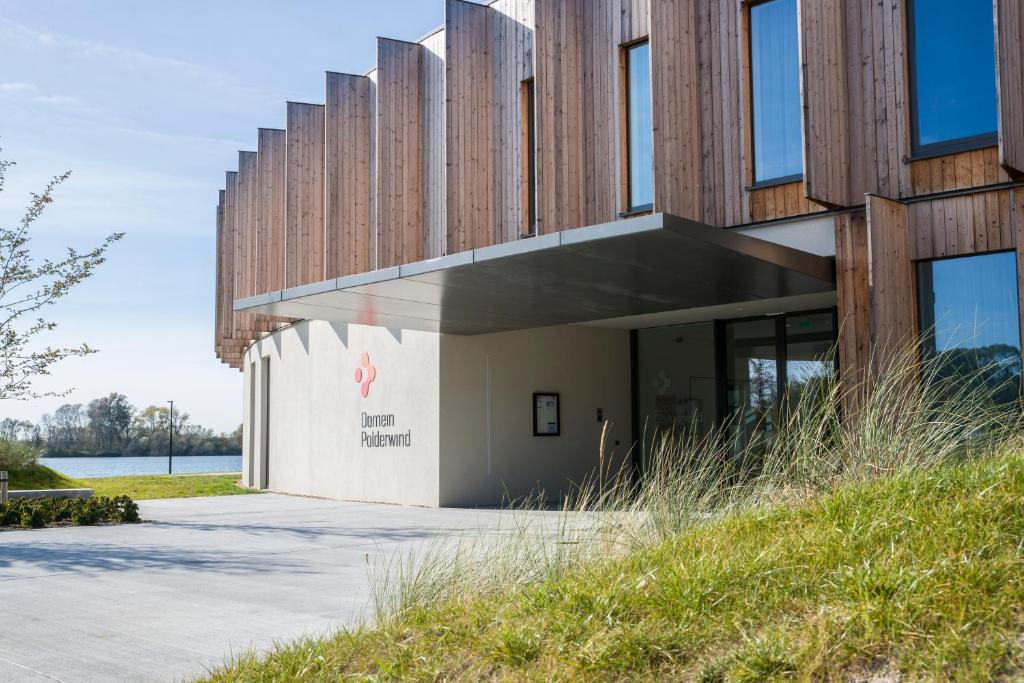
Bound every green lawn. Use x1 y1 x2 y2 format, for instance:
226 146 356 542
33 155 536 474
7 465 256 500
206 452 1024 681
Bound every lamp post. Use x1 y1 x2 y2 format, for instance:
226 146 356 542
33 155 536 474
167 400 174 475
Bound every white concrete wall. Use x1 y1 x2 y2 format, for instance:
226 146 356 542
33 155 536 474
244 320 441 506
438 326 632 506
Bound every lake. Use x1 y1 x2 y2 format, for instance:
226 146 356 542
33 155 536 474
40 455 242 479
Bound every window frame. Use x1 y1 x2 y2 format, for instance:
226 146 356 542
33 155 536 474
622 38 654 215
519 78 537 237
746 0 804 188
906 0 999 160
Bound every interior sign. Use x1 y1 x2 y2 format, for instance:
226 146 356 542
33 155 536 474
361 412 411 448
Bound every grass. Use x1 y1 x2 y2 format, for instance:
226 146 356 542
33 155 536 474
6 463 79 490
83 473 254 500
206 451 1024 681
7 464 254 500
204 345 1024 681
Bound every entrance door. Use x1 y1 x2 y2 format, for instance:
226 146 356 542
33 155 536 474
721 318 781 451
719 310 837 449
259 356 270 490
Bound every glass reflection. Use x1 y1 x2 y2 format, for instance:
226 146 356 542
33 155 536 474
750 0 802 183
626 42 653 210
917 251 1022 405
909 0 997 151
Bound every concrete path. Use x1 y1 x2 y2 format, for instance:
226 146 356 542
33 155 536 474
0 494 550 682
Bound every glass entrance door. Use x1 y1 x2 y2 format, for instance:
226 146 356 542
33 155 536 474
719 310 836 449
722 318 782 450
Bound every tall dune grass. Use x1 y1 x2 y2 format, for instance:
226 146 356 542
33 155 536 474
370 343 1023 623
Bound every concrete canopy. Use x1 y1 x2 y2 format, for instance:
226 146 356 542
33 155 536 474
235 213 836 335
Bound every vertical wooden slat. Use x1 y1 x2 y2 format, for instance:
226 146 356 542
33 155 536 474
285 102 326 288
377 38 426 267
868 194 916 364
995 0 1024 178
446 0 496 253
799 0 851 207
326 72 373 277
257 128 286 295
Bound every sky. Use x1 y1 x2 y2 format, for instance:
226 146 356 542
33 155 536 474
0 1 465 433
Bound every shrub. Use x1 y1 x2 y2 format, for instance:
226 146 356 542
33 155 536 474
0 495 141 529
0 439 40 471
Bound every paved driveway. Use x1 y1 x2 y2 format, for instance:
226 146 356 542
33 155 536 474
0 494 547 682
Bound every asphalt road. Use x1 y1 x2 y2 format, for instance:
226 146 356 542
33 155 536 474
0 493 543 682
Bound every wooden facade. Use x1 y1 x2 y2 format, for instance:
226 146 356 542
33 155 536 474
214 0 1024 374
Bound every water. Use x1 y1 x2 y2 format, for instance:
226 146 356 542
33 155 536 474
39 455 242 479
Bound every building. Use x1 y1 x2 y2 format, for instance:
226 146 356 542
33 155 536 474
214 0 1024 506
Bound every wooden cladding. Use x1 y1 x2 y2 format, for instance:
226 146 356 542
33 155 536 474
213 0 1024 375
909 147 1011 197
446 0 495 253
326 72 373 277
236 151 258 300
285 102 326 288
377 38 425 267
867 195 916 361
908 187 1023 261
256 128 286 295
995 0 1024 178
834 210 870 390
535 0 649 233
650 0 744 227
798 0 851 208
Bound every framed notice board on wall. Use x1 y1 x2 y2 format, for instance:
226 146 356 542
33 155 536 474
533 392 560 436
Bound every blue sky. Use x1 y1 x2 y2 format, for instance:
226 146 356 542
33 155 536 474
0 1 461 433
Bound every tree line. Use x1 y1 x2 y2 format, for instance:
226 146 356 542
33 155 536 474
1 393 242 456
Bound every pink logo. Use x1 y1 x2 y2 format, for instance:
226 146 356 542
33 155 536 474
354 352 376 398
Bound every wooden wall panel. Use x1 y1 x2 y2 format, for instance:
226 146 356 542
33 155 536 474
535 0 585 233
995 0 1024 178
326 73 373 277
651 0 744 227
256 128 286 295
285 102 326 288
446 0 495 254
834 210 870 394
422 30 447 260
909 147 1010 197
799 0 851 207
377 38 425 267
215 191 224 360
853 0 911 200
236 151 259 300
908 187 1022 261
748 182 825 223
492 0 536 244
535 0 648 234
650 0 701 222
867 194 916 362
367 69 379 270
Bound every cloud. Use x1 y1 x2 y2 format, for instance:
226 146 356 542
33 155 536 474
0 17 256 93
0 81 38 93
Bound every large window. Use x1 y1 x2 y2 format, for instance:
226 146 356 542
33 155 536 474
908 0 997 157
625 41 653 212
917 251 1021 405
749 0 802 185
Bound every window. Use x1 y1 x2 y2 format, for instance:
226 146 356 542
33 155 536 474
625 41 653 212
908 0 997 157
749 0 802 185
520 79 537 236
917 251 1021 405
